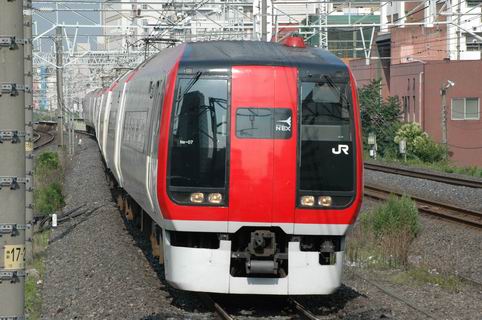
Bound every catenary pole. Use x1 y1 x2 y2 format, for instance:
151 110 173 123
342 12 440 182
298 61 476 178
0 0 27 318
261 0 268 41
25 0 34 263
56 26 64 148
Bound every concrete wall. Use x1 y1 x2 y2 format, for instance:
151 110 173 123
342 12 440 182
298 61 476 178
390 62 424 124
390 25 448 64
423 60 482 166
350 59 390 98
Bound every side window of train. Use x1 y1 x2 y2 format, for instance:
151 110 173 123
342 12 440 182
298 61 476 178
149 78 165 156
108 110 117 136
148 81 154 99
123 111 148 153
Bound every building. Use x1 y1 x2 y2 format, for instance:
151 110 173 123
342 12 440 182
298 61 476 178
350 0 482 167
100 0 381 58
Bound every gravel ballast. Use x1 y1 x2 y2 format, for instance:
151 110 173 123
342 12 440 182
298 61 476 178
365 168 482 212
41 137 211 320
364 168 482 283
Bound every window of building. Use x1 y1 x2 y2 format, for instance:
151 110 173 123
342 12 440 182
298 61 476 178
451 98 480 120
467 0 481 7
413 96 416 121
407 95 411 121
466 33 482 51
142 4 148 9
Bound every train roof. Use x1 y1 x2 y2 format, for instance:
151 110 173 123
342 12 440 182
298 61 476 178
179 40 349 78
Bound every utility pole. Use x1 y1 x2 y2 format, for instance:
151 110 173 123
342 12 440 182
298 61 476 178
441 87 448 147
440 80 455 152
0 0 27 318
56 26 64 149
24 0 34 263
456 2 460 60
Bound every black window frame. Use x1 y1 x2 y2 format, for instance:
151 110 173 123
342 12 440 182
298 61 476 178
166 72 231 207
296 76 357 210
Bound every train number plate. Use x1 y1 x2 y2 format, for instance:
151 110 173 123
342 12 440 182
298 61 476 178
3 245 25 270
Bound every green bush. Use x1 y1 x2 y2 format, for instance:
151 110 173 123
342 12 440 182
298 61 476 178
362 195 421 239
34 182 64 215
347 195 421 267
412 136 448 163
37 152 60 172
394 123 447 162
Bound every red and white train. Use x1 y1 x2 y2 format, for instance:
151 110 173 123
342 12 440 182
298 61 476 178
82 38 363 295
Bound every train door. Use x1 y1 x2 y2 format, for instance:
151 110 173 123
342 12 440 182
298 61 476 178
146 77 165 219
102 91 113 160
115 82 128 188
228 66 298 232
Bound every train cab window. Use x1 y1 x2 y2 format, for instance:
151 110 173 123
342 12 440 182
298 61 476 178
169 77 228 189
299 80 354 193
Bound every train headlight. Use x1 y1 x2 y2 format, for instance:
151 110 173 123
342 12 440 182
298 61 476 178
318 196 332 207
300 195 315 207
190 192 204 203
208 193 223 204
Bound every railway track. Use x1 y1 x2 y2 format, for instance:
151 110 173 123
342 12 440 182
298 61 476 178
33 131 41 144
365 162 482 189
364 184 482 228
199 293 323 320
33 129 55 150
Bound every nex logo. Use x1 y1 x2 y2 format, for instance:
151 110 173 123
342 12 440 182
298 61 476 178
332 144 349 155
275 117 292 132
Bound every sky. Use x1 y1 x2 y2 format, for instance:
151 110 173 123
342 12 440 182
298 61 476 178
33 0 102 52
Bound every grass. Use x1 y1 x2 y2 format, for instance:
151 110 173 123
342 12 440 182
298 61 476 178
34 151 65 215
26 230 51 320
347 196 463 293
391 267 462 292
34 183 65 215
347 195 421 268
26 150 66 319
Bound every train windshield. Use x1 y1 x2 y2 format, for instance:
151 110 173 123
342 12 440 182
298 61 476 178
299 80 354 192
169 77 228 188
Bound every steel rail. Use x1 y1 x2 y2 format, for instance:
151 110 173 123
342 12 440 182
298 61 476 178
352 272 435 319
288 298 321 320
33 130 55 150
364 162 482 189
198 293 234 320
364 184 482 228
33 132 41 144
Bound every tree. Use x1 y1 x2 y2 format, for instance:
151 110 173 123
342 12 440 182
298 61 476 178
358 80 402 156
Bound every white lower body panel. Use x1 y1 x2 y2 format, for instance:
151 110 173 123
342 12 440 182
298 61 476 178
163 232 343 295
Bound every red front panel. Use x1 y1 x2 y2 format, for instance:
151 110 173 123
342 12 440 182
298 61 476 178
229 66 298 224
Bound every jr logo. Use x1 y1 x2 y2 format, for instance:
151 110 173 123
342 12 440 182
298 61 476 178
332 144 349 155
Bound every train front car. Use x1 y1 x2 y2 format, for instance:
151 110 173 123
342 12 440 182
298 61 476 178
158 40 363 295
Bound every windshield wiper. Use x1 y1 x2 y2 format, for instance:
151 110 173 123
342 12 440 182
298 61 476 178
176 71 203 101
